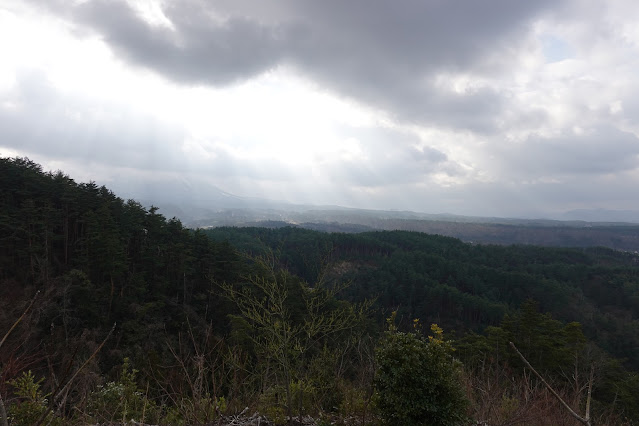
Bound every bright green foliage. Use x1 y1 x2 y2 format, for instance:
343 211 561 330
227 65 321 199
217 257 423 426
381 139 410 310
374 317 468 426
7 370 59 426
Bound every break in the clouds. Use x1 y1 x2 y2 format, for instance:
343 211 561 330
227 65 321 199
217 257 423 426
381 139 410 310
2 0 639 218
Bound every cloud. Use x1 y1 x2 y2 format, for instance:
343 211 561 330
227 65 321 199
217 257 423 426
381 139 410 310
6 0 639 218
0 70 185 171
74 0 290 85
496 126 639 178
303 124 460 188
27 0 561 130
0 61 455 198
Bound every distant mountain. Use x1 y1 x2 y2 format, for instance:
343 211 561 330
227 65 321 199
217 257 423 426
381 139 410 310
151 204 639 251
559 208 639 223
107 180 639 251
111 178 251 208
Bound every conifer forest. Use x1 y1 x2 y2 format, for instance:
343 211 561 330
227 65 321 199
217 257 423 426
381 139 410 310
1 157 639 425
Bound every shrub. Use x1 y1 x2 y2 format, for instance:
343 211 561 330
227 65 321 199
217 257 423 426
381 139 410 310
86 358 158 424
8 370 60 426
374 317 468 426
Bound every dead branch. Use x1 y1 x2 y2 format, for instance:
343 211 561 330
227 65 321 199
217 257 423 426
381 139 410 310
0 291 40 426
35 323 116 426
0 291 39 350
509 341 593 426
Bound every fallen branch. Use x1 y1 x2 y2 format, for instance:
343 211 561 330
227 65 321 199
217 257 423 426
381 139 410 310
509 341 593 426
0 291 39 351
35 323 116 426
0 291 40 426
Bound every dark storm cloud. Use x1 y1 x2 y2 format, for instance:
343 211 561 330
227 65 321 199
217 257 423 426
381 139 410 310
283 0 554 129
73 0 290 85
30 0 559 129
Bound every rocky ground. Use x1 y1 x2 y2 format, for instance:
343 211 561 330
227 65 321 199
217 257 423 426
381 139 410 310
125 410 367 426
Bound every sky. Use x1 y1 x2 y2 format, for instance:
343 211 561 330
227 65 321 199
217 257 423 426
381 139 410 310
2 0 639 218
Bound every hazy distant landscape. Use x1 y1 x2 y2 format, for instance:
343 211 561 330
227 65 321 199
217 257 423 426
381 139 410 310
109 175 639 252
146 194 639 252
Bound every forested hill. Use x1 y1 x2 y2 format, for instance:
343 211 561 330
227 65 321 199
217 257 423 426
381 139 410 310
1 157 239 327
2 156 639 424
189 209 639 252
205 226 639 367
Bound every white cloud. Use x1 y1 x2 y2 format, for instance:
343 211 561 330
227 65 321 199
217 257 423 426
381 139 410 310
3 0 639 218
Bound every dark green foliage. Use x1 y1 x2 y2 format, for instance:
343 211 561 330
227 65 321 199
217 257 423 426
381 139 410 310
456 299 588 374
0 156 239 328
0 156 242 417
207 226 639 371
374 318 468 426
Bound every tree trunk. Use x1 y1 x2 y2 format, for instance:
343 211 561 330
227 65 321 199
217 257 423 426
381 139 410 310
0 393 8 426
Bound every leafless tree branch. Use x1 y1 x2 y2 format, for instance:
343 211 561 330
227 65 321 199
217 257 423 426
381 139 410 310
509 341 593 426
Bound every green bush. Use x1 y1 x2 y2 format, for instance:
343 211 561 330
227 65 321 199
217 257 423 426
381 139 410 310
8 371 60 426
374 317 468 426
